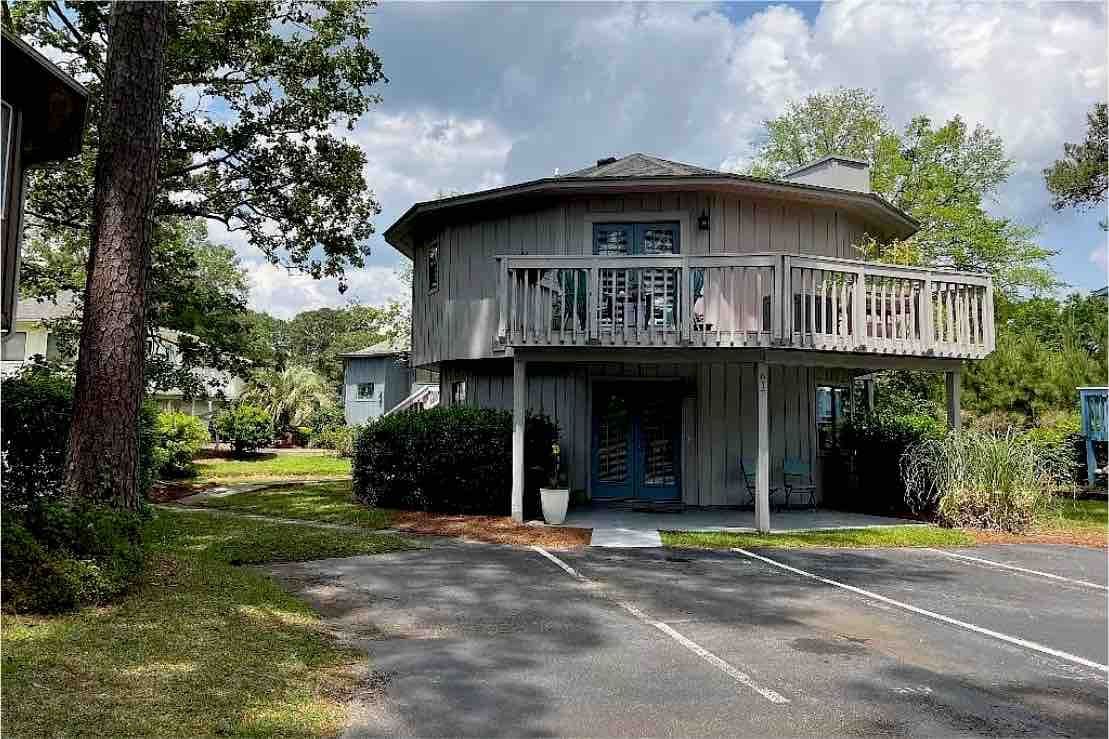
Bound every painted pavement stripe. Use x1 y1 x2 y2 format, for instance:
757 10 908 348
922 547 1109 591
733 547 1109 675
532 546 789 704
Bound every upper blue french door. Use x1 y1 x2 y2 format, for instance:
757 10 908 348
591 383 681 502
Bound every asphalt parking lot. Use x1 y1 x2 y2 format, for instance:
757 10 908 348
269 542 1107 737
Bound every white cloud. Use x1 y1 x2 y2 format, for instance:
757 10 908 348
245 261 408 319
1090 243 1109 273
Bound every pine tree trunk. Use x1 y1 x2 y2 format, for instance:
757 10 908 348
64 2 168 508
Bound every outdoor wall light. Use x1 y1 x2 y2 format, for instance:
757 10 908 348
697 210 710 231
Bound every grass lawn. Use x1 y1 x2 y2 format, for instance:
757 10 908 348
1035 497 1107 534
198 480 389 529
2 508 414 737
662 525 974 550
194 452 351 484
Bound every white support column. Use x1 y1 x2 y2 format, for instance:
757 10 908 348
755 362 771 533
945 369 961 431
511 352 527 522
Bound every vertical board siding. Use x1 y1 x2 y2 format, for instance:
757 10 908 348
411 192 872 367
344 356 413 425
441 358 829 506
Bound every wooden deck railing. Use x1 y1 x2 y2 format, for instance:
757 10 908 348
496 253 994 359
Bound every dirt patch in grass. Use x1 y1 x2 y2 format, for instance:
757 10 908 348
388 511 591 549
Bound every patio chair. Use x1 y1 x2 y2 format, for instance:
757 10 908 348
739 459 784 510
783 458 817 509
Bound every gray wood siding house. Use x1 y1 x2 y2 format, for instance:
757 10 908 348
341 345 413 425
383 154 994 530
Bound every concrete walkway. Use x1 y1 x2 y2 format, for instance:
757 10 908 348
561 507 923 548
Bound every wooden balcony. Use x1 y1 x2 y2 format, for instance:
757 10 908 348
495 254 994 359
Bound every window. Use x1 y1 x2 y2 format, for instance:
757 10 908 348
816 385 850 452
2 330 26 361
46 332 62 360
427 240 440 292
451 380 466 405
357 382 375 401
592 222 680 256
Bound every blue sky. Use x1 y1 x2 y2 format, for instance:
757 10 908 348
224 1 1108 317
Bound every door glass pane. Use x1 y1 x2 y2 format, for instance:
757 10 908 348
597 392 630 483
638 224 678 254
640 396 678 486
593 224 633 256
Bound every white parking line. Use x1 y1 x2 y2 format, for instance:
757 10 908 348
732 547 1109 675
922 548 1109 591
532 546 789 704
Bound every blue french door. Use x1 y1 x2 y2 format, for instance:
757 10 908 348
591 384 681 502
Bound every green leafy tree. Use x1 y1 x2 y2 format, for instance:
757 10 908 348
239 365 336 435
1044 102 1107 227
285 303 404 389
21 219 254 397
748 88 1055 294
9 0 386 288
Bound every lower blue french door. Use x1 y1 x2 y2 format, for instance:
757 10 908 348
591 384 681 502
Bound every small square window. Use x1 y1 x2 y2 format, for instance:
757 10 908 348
357 382 375 400
451 380 466 405
427 241 440 293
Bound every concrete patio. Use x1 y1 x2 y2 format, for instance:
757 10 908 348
559 507 923 547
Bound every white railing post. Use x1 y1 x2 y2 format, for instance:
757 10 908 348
587 263 599 342
771 256 783 343
496 257 508 345
781 255 794 346
682 257 693 343
853 268 866 350
984 278 995 352
921 277 934 354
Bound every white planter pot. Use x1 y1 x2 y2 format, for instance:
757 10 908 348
540 488 569 525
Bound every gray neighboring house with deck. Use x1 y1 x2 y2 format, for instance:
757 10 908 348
382 153 996 531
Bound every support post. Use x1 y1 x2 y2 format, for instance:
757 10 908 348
945 369 961 431
511 353 527 522
755 362 771 533
864 378 875 415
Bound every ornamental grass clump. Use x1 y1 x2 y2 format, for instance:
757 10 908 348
901 429 1063 532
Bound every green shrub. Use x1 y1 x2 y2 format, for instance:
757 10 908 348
311 425 356 457
212 403 272 456
901 429 1062 531
153 411 210 477
829 412 945 515
1027 410 1086 486
1 501 146 614
352 407 558 516
1 367 159 508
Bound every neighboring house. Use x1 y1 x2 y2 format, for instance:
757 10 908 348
340 341 439 424
2 30 89 335
2 291 243 419
383 153 995 529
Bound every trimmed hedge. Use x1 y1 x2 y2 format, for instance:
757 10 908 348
153 410 210 477
2 502 146 614
212 403 272 456
352 406 558 516
1 367 159 509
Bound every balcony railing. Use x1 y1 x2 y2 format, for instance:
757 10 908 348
495 253 994 359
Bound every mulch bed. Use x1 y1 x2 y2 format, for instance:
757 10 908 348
388 511 591 549
147 482 213 503
967 528 1107 548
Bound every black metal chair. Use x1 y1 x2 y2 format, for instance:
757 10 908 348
783 458 817 509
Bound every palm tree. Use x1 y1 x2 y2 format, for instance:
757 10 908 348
239 365 337 435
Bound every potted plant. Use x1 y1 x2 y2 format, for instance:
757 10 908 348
540 442 569 525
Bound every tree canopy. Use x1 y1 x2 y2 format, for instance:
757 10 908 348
1044 102 1108 222
748 88 1055 294
10 0 385 288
